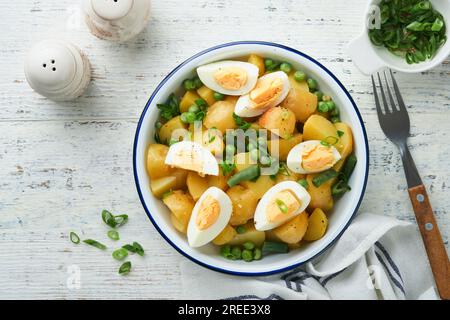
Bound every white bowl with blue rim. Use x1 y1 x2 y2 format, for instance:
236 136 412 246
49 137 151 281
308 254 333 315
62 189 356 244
133 41 369 276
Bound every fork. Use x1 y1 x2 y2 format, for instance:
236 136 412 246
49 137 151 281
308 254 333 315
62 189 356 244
372 69 449 300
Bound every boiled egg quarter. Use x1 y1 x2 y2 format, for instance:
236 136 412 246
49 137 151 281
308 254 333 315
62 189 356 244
197 61 259 96
254 181 311 231
187 187 233 247
165 141 219 176
287 140 341 174
234 71 290 118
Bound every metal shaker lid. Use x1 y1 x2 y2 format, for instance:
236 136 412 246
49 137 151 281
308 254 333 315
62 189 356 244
91 0 134 20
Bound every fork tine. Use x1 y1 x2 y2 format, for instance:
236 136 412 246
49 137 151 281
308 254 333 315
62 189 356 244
389 69 407 112
377 72 391 114
384 70 398 112
371 75 384 117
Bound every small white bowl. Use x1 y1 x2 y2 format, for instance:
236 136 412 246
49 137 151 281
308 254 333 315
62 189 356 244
133 41 369 276
348 0 450 75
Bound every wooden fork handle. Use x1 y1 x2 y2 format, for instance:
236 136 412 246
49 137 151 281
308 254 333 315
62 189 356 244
408 184 450 300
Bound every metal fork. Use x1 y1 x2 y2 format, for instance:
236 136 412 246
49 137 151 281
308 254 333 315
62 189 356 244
372 70 449 300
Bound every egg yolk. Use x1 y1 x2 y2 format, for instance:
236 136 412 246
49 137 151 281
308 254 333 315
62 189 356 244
214 67 248 90
267 190 301 223
195 195 221 230
249 77 283 109
172 147 204 173
302 145 335 172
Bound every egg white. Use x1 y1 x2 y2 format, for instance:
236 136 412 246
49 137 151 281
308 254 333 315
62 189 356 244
287 140 341 174
187 187 233 247
254 181 311 231
165 141 219 176
197 61 259 96
234 71 291 118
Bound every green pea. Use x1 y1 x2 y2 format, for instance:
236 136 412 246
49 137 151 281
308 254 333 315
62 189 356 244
318 101 329 113
280 62 292 73
330 107 340 117
180 112 189 123
155 121 163 129
307 78 318 91
213 92 225 101
193 77 203 89
314 91 324 101
220 245 232 258
253 248 262 260
183 79 195 91
236 226 246 234
294 71 306 82
184 112 196 124
250 149 259 161
257 136 267 147
243 242 255 250
259 155 271 166
326 101 336 111
242 249 253 262
188 104 200 113
226 144 236 155
264 59 275 68
248 141 257 151
231 246 242 259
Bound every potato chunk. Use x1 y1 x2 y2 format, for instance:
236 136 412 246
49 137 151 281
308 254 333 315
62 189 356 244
272 212 309 244
333 122 353 172
304 208 328 241
197 86 216 106
163 191 195 233
259 107 296 139
268 133 303 161
228 221 265 247
150 176 177 198
226 186 258 226
248 54 265 76
159 116 188 144
281 88 318 123
303 115 339 142
180 91 201 113
306 174 333 212
213 225 237 245
187 171 209 201
146 144 173 179
204 101 237 134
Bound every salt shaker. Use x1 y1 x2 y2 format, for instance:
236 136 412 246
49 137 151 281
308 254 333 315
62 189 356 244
24 40 91 101
82 0 151 42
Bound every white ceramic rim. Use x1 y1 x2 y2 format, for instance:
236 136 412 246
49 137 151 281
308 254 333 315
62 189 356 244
133 41 369 276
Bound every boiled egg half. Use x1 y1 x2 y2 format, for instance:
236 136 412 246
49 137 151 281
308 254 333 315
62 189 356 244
254 181 311 231
287 140 341 174
234 71 290 118
187 187 233 247
197 61 259 96
165 141 219 176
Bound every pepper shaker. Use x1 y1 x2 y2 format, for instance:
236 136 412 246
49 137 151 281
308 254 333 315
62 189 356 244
82 0 151 42
24 40 91 101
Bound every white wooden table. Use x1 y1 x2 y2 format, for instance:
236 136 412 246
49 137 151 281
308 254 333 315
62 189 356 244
0 0 448 300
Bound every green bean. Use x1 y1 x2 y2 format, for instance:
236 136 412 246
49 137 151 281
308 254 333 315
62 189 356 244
341 154 357 182
298 179 309 189
262 241 289 256
332 180 351 197
312 169 339 187
213 92 225 101
227 165 260 187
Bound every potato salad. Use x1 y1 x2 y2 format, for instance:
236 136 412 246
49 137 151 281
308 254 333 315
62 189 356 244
147 54 357 262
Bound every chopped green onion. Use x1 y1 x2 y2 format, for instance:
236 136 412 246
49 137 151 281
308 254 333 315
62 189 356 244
188 104 200 113
276 199 288 214
321 136 339 147
331 116 340 123
102 210 128 228
70 232 80 244
233 113 251 130
312 169 339 187
337 130 344 137
122 244 136 253
298 179 309 189
220 161 236 176
119 261 131 275
112 248 128 261
133 242 145 256
83 239 107 250
236 225 247 234
227 165 260 188
332 180 351 197
262 241 289 256
107 230 120 241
